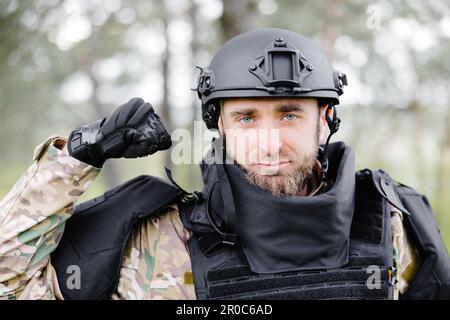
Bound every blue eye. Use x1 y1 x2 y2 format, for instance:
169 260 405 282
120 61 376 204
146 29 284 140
240 117 254 124
283 114 298 121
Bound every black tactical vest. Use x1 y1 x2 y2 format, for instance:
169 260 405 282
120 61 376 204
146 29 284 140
180 142 395 299
51 142 450 300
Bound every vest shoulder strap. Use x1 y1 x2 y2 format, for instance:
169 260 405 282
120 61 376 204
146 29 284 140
51 175 182 300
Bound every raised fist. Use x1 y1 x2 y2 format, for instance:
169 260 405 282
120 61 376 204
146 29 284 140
68 97 172 168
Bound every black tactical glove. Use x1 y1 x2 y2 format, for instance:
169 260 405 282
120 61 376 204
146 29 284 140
67 97 172 168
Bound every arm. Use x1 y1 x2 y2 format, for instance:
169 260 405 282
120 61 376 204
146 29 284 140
0 136 100 299
1 98 172 299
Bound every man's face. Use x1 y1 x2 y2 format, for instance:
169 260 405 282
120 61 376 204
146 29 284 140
218 97 327 197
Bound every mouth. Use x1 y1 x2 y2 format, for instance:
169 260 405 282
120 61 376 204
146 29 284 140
255 160 291 169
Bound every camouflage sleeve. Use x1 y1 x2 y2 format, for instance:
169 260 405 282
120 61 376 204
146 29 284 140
391 205 422 300
0 136 100 299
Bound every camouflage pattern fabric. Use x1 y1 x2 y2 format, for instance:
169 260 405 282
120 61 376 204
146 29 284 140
0 136 99 299
0 136 419 300
391 206 422 299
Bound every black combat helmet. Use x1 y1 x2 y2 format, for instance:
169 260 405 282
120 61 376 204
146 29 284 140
195 27 348 129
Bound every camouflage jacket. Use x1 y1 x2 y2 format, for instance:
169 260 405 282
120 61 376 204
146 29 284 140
0 136 420 300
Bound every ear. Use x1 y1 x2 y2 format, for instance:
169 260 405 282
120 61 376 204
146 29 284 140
217 99 229 136
318 105 328 143
218 113 224 136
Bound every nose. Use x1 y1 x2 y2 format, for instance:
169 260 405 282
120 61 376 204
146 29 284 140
257 127 282 159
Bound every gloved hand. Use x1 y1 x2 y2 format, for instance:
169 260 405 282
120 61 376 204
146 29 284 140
67 97 172 168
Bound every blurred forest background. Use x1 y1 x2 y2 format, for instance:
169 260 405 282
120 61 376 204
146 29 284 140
0 0 449 249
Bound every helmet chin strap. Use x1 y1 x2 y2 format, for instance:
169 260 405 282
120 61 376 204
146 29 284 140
319 103 341 183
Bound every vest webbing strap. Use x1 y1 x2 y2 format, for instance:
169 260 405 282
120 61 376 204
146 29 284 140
242 284 390 300
207 255 390 300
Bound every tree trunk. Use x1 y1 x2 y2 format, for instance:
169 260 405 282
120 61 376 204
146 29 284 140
220 0 256 41
160 2 174 172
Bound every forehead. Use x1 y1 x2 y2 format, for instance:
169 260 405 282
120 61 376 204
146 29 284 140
221 97 318 112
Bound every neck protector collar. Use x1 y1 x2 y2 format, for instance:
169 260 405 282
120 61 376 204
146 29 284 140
198 139 356 273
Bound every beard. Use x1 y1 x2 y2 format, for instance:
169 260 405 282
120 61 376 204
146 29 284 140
240 147 318 197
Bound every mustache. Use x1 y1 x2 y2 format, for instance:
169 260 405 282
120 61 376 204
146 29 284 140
246 150 295 165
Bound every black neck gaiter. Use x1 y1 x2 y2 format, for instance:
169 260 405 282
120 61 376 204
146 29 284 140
200 140 356 274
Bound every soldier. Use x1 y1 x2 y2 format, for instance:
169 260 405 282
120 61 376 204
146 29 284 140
0 28 449 300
